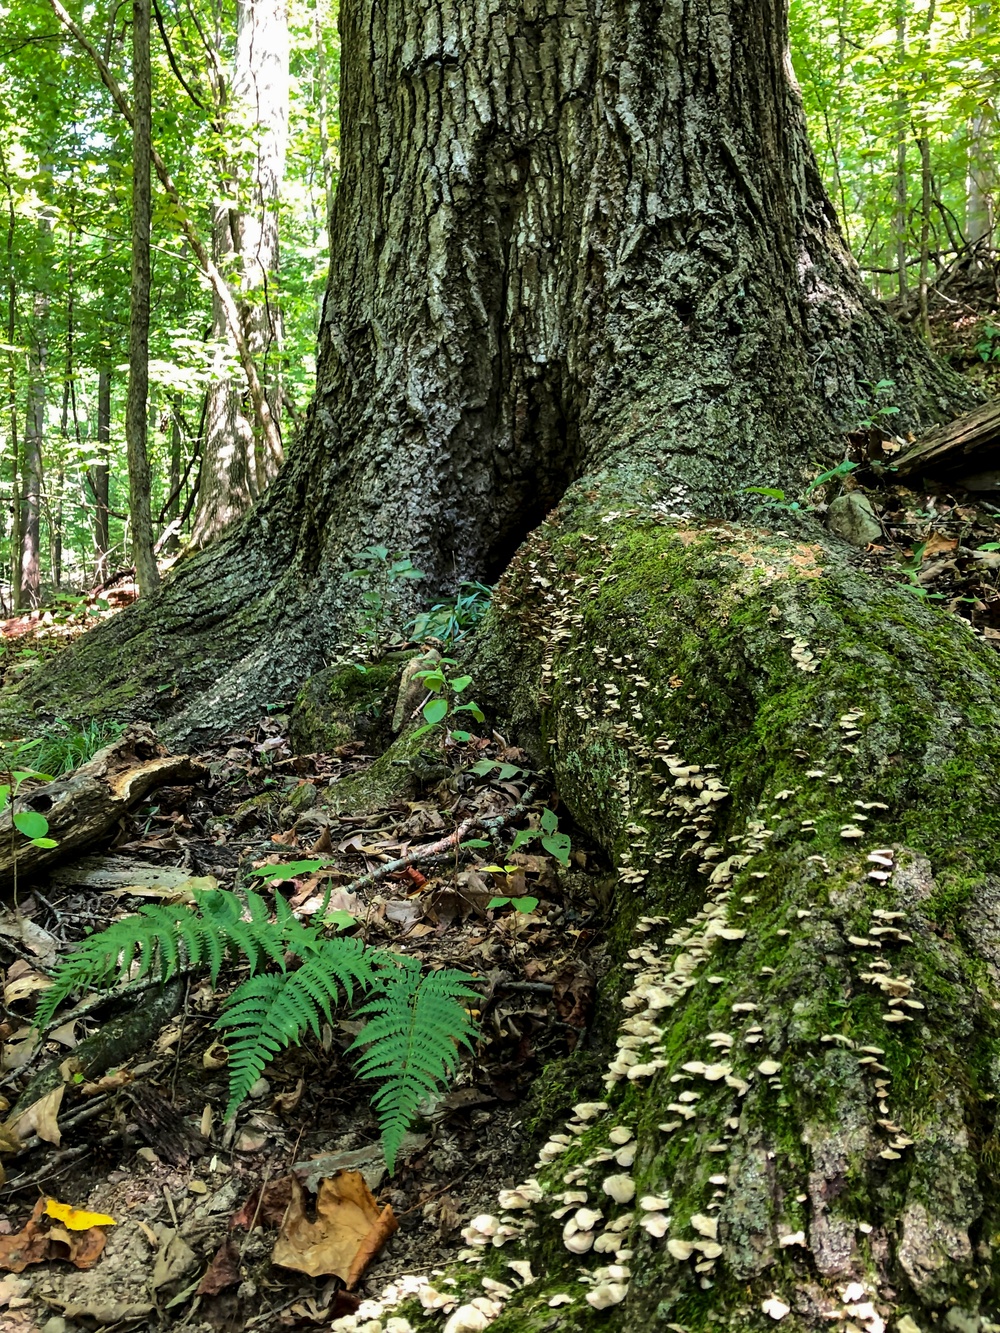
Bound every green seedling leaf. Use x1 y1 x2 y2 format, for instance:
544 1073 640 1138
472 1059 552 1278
540 807 559 833
450 675 473 693
323 911 357 931
510 896 539 914
470 759 496 776
745 486 786 500
487 896 511 910
13 770 54 784
450 730 472 742
482 864 518 873
422 697 449 725
14 810 49 840
453 702 485 722
978 543 1000 552
247 859 332 881
30 837 58 849
460 838 490 849
541 832 572 866
497 763 522 781
510 829 534 852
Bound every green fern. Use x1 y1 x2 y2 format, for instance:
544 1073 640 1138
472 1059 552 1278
216 936 375 1117
33 887 479 1172
350 958 479 1172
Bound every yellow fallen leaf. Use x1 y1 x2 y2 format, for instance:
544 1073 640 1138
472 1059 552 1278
44 1199 116 1230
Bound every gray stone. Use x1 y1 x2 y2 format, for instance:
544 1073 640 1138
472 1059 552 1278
827 491 882 546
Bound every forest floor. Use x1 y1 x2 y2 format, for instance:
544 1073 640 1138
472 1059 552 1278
0 718 614 1333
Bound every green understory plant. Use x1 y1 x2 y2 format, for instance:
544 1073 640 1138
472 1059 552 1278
853 378 900 431
509 806 572 867
412 658 485 741
347 546 425 657
745 459 859 512
29 719 126 776
34 887 478 1171
407 580 493 647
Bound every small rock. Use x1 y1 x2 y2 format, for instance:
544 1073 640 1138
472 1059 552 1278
896 1318 923 1333
827 492 882 547
247 1078 271 1100
41 1319 68 1333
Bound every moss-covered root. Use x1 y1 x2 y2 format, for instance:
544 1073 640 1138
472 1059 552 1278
416 511 1000 1331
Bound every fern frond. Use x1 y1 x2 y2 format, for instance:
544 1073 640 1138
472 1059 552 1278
34 889 287 1030
350 961 479 1173
216 936 376 1118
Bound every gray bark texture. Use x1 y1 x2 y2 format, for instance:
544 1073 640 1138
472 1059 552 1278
4 0 973 743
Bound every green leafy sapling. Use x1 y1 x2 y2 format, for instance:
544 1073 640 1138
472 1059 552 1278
411 659 485 741
745 459 859 512
347 546 425 656
407 581 493 647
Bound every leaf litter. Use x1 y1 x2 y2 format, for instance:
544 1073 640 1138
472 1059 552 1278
0 714 612 1329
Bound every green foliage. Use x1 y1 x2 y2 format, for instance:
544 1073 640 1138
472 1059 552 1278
347 546 425 656
976 324 1000 363
510 806 572 867
411 658 485 741
26 718 125 776
33 884 478 1172
745 459 859 512
407 581 493 647
853 379 901 431
350 957 478 1172
0 753 58 856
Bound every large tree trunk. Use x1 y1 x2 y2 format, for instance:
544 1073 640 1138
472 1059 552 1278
19 288 46 610
190 0 288 548
6 0 971 741
0 1 994 1326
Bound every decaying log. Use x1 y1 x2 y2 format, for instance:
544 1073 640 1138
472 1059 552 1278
0 723 208 891
892 396 1000 483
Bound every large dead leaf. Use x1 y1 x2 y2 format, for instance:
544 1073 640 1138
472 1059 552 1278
5 1083 65 1146
271 1172 397 1286
197 1237 242 1296
0 1198 107 1272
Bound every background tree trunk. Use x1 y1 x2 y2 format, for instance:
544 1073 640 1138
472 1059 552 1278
125 0 159 596
190 0 288 548
0 0 972 739
92 368 111 583
19 290 46 610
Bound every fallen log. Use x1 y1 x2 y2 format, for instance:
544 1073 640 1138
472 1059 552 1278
891 395 1000 483
0 724 208 892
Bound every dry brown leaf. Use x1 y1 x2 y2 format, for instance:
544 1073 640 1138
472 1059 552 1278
3 968 53 1007
6 1084 65 1146
271 1172 397 1286
197 1237 242 1296
0 1198 107 1272
0 1027 40 1072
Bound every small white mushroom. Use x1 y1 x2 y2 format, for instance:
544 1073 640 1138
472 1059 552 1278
420 1288 456 1311
761 1296 790 1321
564 1230 595 1254
608 1126 634 1144
506 1260 534 1283
640 1213 671 1238
548 1294 573 1307
758 1059 782 1076
614 1144 637 1167
602 1174 636 1203
442 1305 490 1333
572 1102 608 1120
585 1282 629 1310
639 1195 671 1211
691 1213 718 1240
666 1238 695 1261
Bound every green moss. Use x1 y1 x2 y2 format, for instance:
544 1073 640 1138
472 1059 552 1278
288 656 405 754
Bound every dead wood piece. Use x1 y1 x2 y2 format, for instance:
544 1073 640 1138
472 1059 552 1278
11 980 184 1118
125 1082 200 1166
0 723 208 890
48 856 200 893
892 397 1000 480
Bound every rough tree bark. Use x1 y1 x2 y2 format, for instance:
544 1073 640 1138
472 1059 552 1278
2 5 995 1323
92 367 111 582
190 0 289 548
